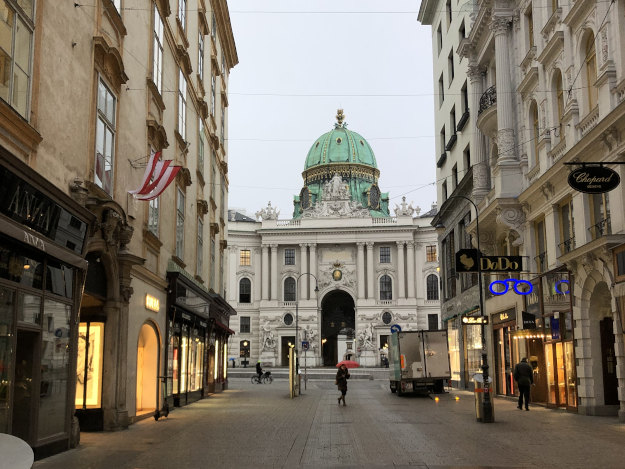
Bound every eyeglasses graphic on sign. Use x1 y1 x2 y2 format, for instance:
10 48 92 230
489 279 570 296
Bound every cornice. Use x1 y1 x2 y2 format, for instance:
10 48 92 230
536 31 564 67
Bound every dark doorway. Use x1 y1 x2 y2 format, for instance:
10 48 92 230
599 317 618 405
321 291 355 366
12 329 39 443
281 336 294 366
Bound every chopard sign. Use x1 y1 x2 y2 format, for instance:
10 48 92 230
568 166 620 193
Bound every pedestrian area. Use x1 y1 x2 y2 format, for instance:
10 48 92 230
33 378 625 469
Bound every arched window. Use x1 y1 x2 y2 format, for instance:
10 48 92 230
427 274 439 300
284 277 296 302
529 101 539 167
380 275 392 300
585 32 597 111
239 278 251 303
553 69 564 126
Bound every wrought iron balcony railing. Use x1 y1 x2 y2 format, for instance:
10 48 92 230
478 86 497 115
534 251 547 272
588 218 611 240
558 237 575 255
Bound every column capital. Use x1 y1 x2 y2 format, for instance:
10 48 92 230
270 243 278 249
396 241 405 247
308 243 317 250
406 240 415 248
366 241 374 249
467 64 486 82
261 244 269 250
490 16 511 36
299 243 307 248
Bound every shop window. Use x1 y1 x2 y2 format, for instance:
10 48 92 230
240 316 250 334
284 277 296 302
0 0 34 118
239 278 251 303
380 246 391 263
427 274 439 300
380 275 392 300
95 78 116 195
18 292 40 324
76 322 105 409
0 287 14 433
284 248 295 265
428 313 439 330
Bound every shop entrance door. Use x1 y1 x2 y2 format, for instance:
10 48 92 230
12 329 39 443
281 336 294 366
599 318 618 405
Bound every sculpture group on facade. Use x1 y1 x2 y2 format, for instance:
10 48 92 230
302 174 370 218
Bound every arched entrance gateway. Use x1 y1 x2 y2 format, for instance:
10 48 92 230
320 290 355 366
136 323 159 416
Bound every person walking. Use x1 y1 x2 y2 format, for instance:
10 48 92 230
513 357 534 411
336 364 350 406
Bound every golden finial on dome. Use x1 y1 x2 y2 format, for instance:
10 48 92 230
336 109 345 128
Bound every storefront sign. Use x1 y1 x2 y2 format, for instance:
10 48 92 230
568 166 620 193
490 279 570 296
492 309 516 325
455 249 522 272
522 311 537 329
0 165 88 254
145 294 160 312
462 316 488 325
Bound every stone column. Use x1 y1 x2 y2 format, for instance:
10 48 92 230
406 241 416 298
396 241 406 299
270 244 278 300
309 244 317 297
545 204 560 269
414 243 423 297
228 245 237 302
468 64 489 198
366 242 374 299
300 243 308 300
261 244 269 300
491 17 515 163
253 247 261 302
357 242 366 299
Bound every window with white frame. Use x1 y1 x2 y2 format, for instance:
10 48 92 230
178 0 186 30
148 176 159 236
178 69 187 140
197 218 203 276
210 74 216 116
153 5 164 94
0 0 34 118
380 275 392 300
95 78 116 195
198 32 204 81
239 280 251 304
176 189 185 259
198 118 204 175
284 277 296 302
379 246 391 263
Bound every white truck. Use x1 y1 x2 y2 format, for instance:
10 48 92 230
388 330 451 395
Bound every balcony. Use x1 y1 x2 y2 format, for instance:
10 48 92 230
558 237 575 256
589 218 611 240
476 86 497 138
534 251 548 272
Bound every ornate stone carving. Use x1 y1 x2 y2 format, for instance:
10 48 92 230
261 320 277 351
70 178 89 207
197 199 209 216
302 173 369 218
489 16 511 36
601 127 619 152
394 196 419 217
601 27 608 66
120 285 134 303
541 182 555 202
318 261 355 290
496 206 526 247
357 322 375 351
256 201 280 221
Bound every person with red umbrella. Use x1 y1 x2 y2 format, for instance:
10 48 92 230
335 363 351 406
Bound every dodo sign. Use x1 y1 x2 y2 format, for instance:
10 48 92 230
568 166 620 194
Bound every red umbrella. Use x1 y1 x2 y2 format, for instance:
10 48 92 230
336 360 360 368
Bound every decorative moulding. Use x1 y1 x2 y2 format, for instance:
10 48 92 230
93 36 128 91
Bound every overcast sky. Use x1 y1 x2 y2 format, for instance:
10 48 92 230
227 1 436 219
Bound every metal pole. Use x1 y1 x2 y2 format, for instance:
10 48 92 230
305 347 307 390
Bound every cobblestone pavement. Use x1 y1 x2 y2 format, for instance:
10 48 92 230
34 378 625 469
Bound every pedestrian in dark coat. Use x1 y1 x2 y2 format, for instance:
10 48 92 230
513 357 534 410
336 364 350 406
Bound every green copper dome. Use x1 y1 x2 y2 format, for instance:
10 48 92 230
294 110 389 218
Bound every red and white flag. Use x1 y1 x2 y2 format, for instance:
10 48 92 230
129 150 182 200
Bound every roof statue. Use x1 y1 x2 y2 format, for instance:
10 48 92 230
394 196 420 217
256 201 279 221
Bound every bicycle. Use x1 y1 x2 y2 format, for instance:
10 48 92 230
251 371 273 384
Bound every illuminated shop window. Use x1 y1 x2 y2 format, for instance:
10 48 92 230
76 322 104 409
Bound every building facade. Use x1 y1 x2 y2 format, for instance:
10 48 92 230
420 0 625 420
227 112 441 368
0 0 237 458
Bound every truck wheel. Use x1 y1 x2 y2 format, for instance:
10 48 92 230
397 385 403 397
390 384 396 393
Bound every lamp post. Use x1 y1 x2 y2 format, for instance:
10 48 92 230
295 272 319 394
436 194 493 423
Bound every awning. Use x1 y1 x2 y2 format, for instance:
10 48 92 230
214 321 235 335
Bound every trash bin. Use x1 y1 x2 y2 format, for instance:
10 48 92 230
472 373 495 422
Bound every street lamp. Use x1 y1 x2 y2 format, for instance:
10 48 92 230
435 194 493 423
295 272 319 393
